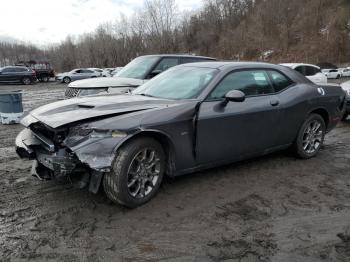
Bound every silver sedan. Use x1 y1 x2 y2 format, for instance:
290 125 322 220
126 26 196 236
55 68 100 84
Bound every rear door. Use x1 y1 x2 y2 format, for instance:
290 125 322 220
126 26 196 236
82 69 95 79
196 69 283 164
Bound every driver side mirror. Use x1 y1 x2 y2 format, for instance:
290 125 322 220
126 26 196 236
221 90 245 106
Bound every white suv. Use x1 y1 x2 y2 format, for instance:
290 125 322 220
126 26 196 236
280 63 327 85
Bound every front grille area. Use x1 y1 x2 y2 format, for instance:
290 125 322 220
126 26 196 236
31 123 55 141
65 87 80 99
30 123 67 150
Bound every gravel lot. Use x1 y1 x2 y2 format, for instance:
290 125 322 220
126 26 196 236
1 79 350 262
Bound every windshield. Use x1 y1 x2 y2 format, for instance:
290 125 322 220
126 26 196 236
133 66 218 99
115 56 159 79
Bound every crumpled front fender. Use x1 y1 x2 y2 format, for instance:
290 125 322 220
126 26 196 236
66 136 129 172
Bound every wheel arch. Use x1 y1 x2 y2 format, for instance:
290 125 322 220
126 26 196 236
308 107 329 128
116 130 176 176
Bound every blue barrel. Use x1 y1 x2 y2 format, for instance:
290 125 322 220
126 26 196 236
0 91 23 113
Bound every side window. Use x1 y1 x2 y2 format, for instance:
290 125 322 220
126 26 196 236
268 70 294 92
153 58 179 72
294 66 305 76
82 70 93 73
208 70 274 99
75 70 82 73
2 68 14 73
305 66 319 76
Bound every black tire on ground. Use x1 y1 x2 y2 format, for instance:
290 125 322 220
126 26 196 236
41 75 49 82
342 113 348 121
22 77 31 85
103 137 165 208
337 75 340 79
293 114 326 159
63 77 71 84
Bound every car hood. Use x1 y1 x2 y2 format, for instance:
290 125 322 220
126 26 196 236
68 77 146 89
22 94 180 129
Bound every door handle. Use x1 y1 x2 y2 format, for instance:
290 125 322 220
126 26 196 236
270 100 280 106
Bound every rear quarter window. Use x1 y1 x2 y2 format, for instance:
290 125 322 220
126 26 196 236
268 70 294 92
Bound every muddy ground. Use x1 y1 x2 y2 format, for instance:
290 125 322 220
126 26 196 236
0 80 350 262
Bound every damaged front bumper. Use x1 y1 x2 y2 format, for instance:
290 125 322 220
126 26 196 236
15 128 126 193
16 128 83 178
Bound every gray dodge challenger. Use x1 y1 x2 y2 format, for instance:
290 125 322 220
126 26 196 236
16 62 346 207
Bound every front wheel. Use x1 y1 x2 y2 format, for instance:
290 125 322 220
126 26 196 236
293 114 326 159
22 77 31 85
63 77 71 84
103 137 165 208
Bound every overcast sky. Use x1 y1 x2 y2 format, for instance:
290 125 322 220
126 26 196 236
0 0 202 46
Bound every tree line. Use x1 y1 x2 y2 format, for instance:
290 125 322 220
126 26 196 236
0 0 349 71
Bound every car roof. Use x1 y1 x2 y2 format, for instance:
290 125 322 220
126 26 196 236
180 61 284 70
280 63 320 69
140 54 216 60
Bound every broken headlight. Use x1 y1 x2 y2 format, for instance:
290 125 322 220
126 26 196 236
89 129 126 138
69 126 126 139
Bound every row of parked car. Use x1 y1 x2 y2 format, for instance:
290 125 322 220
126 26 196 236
55 67 123 83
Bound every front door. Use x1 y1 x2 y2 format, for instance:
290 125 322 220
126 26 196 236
196 69 282 164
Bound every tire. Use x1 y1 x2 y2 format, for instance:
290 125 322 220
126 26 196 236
63 77 71 84
293 114 326 159
103 137 165 208
342 113 348 121
22 77 31 85
41 75 49 82
337 75 340 79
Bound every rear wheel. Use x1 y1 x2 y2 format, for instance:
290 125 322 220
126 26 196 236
342 113 348 121
103 137 165 208
22 77 31 85
63 77 71 84
293 114 326 159
41 75 49 82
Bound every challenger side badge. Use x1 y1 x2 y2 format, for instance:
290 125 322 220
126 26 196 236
317 88 325 96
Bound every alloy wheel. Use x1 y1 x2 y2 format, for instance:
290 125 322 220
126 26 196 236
127 148 161 199
302 120 324 154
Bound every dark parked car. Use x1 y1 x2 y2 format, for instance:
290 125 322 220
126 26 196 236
0 66 37 85
16 62 345 207
16 61 55 82
65 54 216 98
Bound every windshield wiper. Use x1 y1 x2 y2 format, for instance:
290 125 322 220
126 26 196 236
137 93 156 98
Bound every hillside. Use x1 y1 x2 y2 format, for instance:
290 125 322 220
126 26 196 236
0 0 349 70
